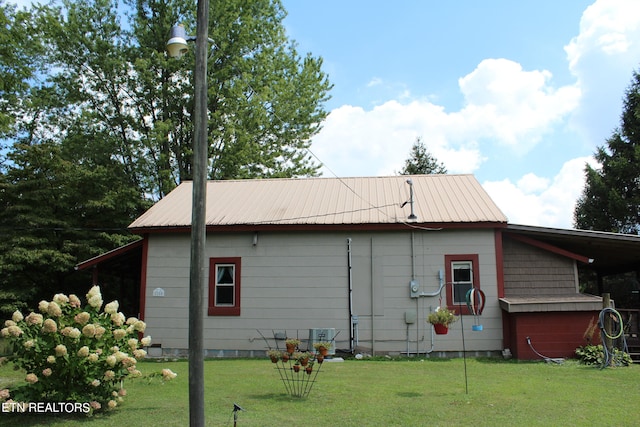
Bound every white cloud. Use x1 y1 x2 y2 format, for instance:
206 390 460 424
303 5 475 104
458 59 580 152
517 174 550 193
314 58 579 178
367 77 383 87
482 156 597 228
565 0 640 146
565 0 640 71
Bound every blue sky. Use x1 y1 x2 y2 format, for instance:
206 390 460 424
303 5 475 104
7 0 640 229
282 0 640 229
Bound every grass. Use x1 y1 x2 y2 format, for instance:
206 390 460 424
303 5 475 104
1 356 639 426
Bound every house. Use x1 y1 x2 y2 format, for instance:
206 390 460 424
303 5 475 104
76 174 640 360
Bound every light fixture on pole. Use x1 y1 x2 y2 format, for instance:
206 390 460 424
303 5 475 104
166 24 196 58
166 1 209 425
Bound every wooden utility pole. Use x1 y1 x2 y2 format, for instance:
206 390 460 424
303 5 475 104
189 0 209 425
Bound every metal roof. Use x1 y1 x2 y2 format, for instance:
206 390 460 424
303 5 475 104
128 174 507 230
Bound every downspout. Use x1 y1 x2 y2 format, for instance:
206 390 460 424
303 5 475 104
371 237 375 355
347 238 354 353
411 231 419 355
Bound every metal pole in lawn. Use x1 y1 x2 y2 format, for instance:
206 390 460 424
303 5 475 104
189 0 210 425
459 303 468 394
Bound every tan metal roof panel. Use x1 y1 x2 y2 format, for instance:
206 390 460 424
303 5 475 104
128 174 507 229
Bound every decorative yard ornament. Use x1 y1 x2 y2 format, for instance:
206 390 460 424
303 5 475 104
465 287 486 331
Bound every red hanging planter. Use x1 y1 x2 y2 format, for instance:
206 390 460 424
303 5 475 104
433 323 449 335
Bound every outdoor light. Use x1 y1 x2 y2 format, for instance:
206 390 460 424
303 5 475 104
166 24 196 58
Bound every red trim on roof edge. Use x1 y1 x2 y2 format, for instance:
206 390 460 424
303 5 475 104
138 235 149 321
495 229 505 299
129 221 508 234
75 239 144 271
506 233 592 264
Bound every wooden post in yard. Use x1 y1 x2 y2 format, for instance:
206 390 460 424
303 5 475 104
603 293 611 351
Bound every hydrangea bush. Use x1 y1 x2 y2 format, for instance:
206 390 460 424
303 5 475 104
0 286 175 413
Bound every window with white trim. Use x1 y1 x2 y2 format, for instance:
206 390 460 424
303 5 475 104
451 261 473 304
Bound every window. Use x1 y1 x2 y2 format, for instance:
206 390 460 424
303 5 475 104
208 257 241 316
444 254 479 314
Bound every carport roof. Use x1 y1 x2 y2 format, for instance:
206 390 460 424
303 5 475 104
504 224 640 274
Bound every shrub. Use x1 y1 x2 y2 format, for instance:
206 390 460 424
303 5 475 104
0 286 175 413
575 344 632 367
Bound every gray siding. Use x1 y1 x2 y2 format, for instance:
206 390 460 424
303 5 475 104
143 229 503 356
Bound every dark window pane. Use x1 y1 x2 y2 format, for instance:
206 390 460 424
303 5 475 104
453 267 471 282
454 283 471 303
216 285 234 306
217 265 234 284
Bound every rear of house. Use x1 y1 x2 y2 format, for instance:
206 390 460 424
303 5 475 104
131 175 509 357
78 174 636 360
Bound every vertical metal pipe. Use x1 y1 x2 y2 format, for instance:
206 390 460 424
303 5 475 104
370 237 375 355
189 0 209 425
411 232 419 354
347 238 354 353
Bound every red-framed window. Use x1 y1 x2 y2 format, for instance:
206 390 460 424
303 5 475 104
208 257 241 316
444 254 479 315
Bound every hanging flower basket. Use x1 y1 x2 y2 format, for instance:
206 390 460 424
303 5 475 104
433 323 449 335
427 307 458 336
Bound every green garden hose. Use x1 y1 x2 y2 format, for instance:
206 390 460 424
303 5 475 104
598 307 629 368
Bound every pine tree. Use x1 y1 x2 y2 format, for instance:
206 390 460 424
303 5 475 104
574 70 640 234
399 137 447 175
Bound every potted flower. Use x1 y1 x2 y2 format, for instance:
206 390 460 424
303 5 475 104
313 341 332 356
427 307 458 335
267 349 281 363
297 351 311 367
305 361 314 375
285 338 300 354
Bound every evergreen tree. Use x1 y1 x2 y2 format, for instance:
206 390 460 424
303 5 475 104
399 137 447 175
574 70 640 234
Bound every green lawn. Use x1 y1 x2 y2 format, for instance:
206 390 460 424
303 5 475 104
1 357 639 426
